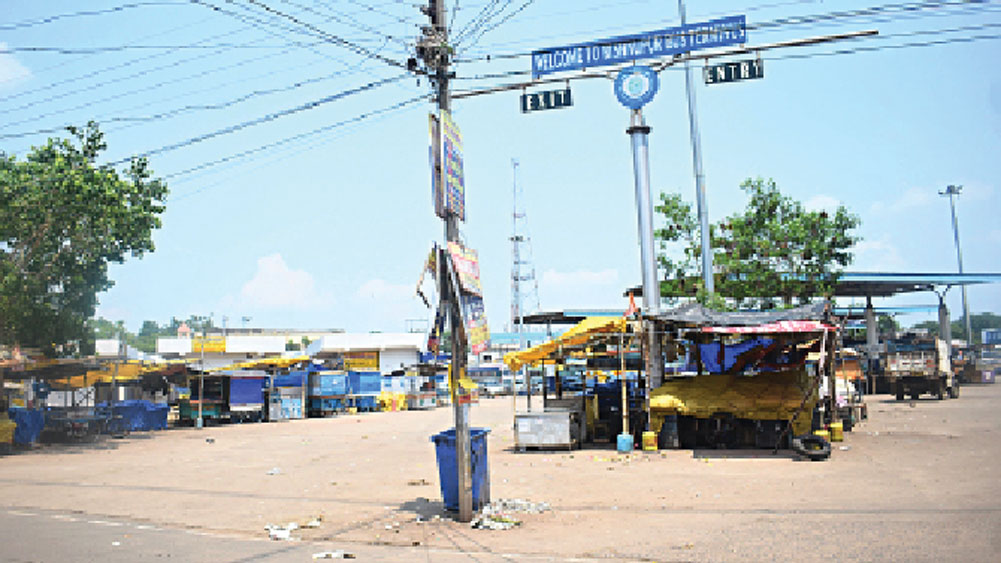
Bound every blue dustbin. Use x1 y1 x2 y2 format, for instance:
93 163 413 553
430 428 490 511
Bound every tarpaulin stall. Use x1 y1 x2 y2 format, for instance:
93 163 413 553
649 303 836 449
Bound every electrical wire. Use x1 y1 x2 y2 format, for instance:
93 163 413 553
453 0 998 62
166 94 427 197
107 72 410 165
0 65 380 140
0 15 228 99
242 0 410 70
0 1 186 31
0 42 325 54
458 0 535 53
276 0 413 48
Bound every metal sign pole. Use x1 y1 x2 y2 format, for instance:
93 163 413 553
679 0 714 297
626 109 664 390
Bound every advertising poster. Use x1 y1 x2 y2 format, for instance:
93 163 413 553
440 111 465 221
428 113 445 218
447 241 482 297
461 293 490 355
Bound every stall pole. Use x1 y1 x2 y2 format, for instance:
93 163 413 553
827 329 838 424
197 336 204 429
620 333 629 437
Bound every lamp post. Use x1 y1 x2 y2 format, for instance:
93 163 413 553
939 185 972 345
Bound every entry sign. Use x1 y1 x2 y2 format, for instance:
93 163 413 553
704 58 763 85
521 88 572 113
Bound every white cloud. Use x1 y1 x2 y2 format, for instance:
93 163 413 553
869 186 937 216
851 238 906 271
542 268 619 287
539 268 623 310
355 278 415 301
237 254 333 310
805 194 842 212
0 44 31 90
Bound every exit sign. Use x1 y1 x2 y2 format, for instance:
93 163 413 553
520 88 572 112
704 58 763 85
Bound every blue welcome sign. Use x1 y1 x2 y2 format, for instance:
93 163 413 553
532 15 746 79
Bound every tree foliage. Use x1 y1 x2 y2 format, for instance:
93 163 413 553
656 178 861 308
0 123 167 354
912 312 1001 344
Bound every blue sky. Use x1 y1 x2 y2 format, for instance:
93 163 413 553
1 0 999 335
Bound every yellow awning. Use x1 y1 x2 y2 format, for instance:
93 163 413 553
504 316 627 372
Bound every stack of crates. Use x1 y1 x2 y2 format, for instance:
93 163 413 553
308 371 347 416
348 371 381 411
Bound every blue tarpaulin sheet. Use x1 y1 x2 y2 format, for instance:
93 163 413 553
690 337 777 374
96 401 168 431
8 408 45 444
229 377 266 405
273 372 307 388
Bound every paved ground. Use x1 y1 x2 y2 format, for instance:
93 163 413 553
2 384 1000 562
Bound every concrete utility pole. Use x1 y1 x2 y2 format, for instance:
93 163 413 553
420 0 473 523
678 0 714 296
940 185 972 345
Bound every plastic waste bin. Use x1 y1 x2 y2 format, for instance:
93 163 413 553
430 428 490 511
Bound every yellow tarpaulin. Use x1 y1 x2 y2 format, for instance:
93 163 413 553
504 316 628 372
649 369 816 436
208 356 308 373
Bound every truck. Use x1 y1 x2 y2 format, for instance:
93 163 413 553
885 335 958 400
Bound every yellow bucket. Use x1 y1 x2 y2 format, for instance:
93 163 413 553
814 429 830 441
830 422 844 442
348 407 358 415
642 431 658 451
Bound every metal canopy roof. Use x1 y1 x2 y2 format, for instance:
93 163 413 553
833 272 1001 297
527 272 1001 326
625 272 1001 299
520 309 623 325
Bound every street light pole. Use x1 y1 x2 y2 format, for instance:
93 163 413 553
679 0 714 296
940 185 972 344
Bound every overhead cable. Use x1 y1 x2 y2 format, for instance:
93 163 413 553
0 1 185 31
108 73 409 165
166 94 427 188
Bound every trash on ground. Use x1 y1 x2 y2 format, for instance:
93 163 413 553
407 478 431 486
205 437 214 443
265 522 299 541
302 516 323 528
266 467 282 475
839 445 851 451
471 498 551 531
312 550 355 559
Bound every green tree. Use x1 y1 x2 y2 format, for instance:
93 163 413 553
656 178 861 308
0 123 167 355
912 312 1001 344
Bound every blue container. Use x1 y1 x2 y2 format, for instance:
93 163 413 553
8 408 45 444
430 428 490 511
617 432 633 453
352 395 378 410
349 371 381 394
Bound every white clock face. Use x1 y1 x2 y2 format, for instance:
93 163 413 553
625 73 650 98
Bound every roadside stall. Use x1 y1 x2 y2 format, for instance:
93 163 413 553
649 303 837 450
505 317 631 451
